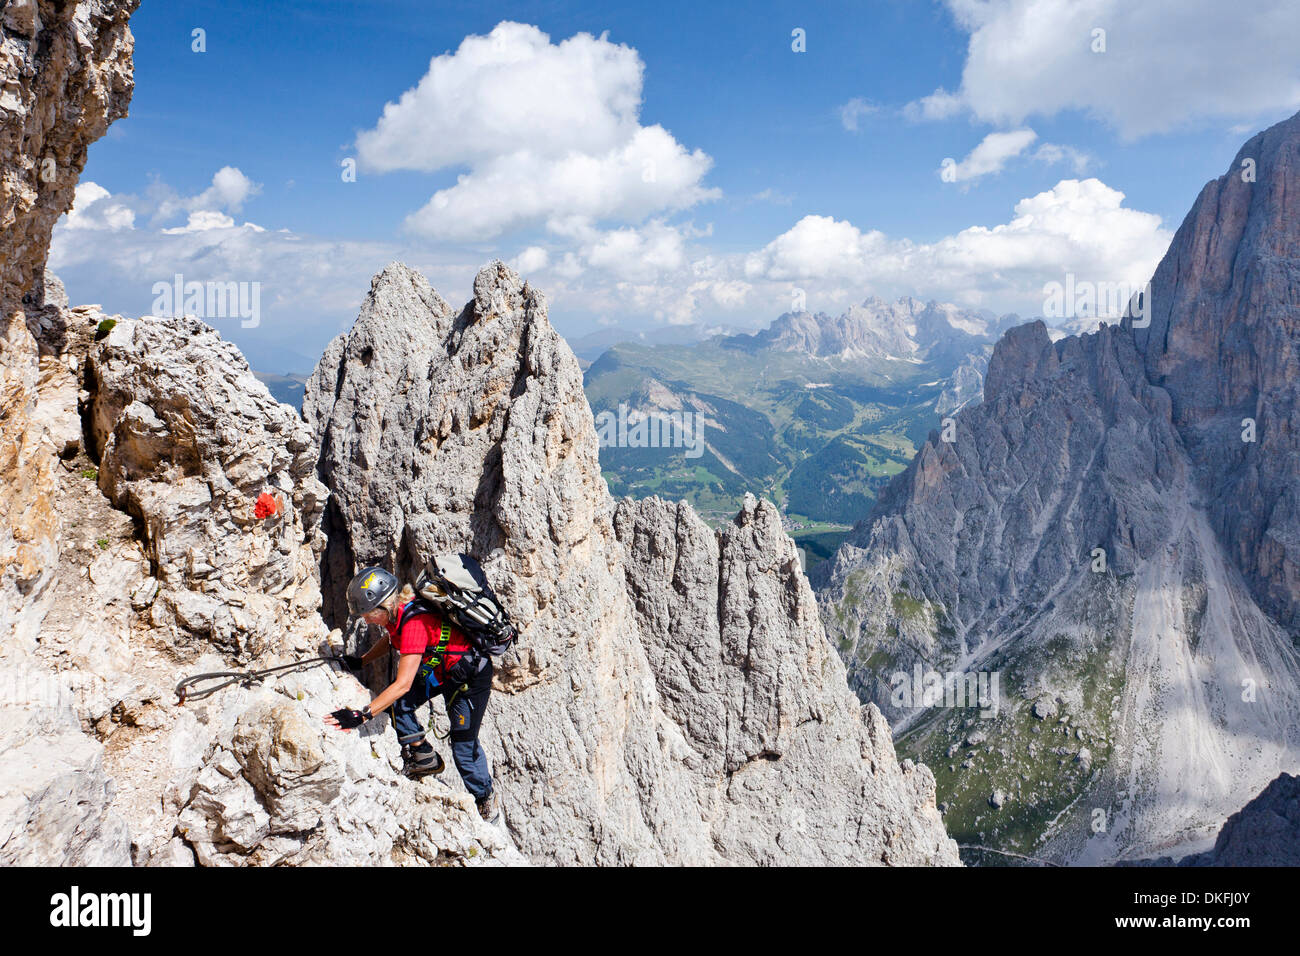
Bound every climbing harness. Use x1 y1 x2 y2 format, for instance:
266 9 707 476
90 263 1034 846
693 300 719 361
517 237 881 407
413 617 469 740
174 654 344 704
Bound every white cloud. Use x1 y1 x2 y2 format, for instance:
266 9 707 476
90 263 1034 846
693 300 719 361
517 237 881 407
49 171 1169 358
744 215 889 282
47 178 421 367
355 21 719 240
585 221 687 282
162 210 238 234
909 0 1300 138
750 188 793 206
942 129 1038 182
741 178 1171 316
1032 142 1093 174
355 21 640 172
64 182 135 231
699 279 752 309
193 166 260 211
511 246 550 273
904 87 965 122
145 166 263 226
404 125 717 241
838 97 878 131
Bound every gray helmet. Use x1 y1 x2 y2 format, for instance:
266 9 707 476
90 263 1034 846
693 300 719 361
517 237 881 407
347 567 399 616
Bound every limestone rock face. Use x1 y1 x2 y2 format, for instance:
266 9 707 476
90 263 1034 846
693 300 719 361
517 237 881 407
614 493 957 864
0 0 136 651
1134 113 1300 628
0 0 137 311
817 111 1300 864
86 316 328 661
819 321 1187 722
172 673 524 868
306 260 958 865
6 302 526 868
0 669 130 865
308 262 711 864
1178 773 1300 866
0 306 57 648
0 0 138 866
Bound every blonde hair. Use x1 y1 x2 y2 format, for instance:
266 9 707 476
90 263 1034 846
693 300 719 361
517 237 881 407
376 583 415 616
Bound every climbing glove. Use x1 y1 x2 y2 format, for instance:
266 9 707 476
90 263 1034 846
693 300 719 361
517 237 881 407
330 707 369 729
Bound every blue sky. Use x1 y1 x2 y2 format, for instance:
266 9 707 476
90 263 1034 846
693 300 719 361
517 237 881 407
53 0 1300 372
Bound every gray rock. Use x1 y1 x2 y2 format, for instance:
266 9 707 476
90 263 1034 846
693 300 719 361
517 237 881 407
1181 773 1300 866
230 699 344 833
736 295 1014 372
41 271 68 311
305 261 959 866
144 836 196 867
87 315 329 661
0 0 139 866
0 681 131 865
1 0 136 654
817 110 1300 864
1134 114 1300 630
616 493 958 864
1123 773 1300 867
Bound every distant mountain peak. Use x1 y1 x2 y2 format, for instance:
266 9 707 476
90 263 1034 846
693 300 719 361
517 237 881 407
725 294 1010 366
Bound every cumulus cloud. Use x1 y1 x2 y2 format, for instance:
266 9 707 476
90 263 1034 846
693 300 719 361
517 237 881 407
904 87 964 122
354 21 719 240
584 221 688 282
144 167 263 225
908 0 1300 138
941 129 1039 182
741 178 1171 316
511 219 695 285
193 166 260 211
744 215 889 282
511 246 550 273
162 210 242 234
404 125 717 241
838 97 878 131
50 169 1170 360
1032 142 1093 174
64 182 136 231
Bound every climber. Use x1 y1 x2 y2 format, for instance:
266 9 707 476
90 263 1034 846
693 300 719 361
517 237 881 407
324 566 500 823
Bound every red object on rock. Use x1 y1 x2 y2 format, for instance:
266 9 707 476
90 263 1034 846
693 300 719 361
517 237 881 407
254 492 280 520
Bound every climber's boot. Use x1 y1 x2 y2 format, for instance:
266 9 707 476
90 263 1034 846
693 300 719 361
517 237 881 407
402 741 445 779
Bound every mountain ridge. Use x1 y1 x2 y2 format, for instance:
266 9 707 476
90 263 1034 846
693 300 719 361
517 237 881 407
816 110 1300 864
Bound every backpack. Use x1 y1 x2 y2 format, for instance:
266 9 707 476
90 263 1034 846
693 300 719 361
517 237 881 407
414 553 519 658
